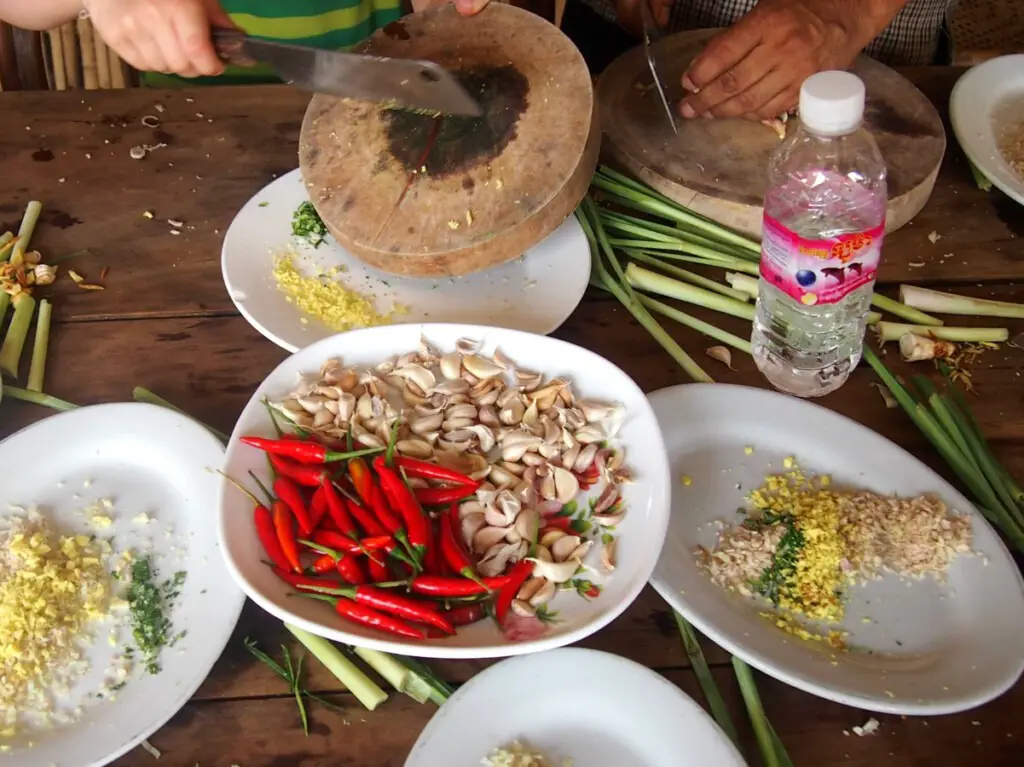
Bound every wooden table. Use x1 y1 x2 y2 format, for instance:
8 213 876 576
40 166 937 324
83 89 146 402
0 68 1022 767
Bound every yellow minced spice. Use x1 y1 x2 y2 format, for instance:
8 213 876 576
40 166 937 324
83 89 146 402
272 250 406 331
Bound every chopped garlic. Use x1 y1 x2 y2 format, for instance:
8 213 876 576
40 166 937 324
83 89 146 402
482 741 570 767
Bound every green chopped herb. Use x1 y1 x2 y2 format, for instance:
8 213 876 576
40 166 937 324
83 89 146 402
291 201 327 248
746 513 805 607
126 556 186 675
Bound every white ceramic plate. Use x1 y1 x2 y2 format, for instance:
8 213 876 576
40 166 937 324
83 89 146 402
648 384 1024 715
0 404 244 767
950 54 1024 206
221 169 591 352
217 323 671 658
404 647 747 767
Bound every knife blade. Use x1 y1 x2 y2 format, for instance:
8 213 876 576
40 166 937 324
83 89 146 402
640 2 678 135
213 29 483 118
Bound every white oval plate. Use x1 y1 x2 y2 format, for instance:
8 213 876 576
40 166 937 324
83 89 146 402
405 647 747 767
0 404 244 767
221 169 591 352
950 54 1024 206
648 384 1024 716
217 323 671 658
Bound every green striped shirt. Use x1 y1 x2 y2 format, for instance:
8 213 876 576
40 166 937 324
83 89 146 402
143 0 403 87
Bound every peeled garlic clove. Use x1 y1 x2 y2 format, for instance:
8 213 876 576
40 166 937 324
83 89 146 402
463 354 505 379
473 525 510 554
579 400 617 423
538 472 557 501
440 352 462 380
459 500 485 518
551 534 581 562
433 378 470 396
484 506 513 527
488 464 518 487
706 345 735 370
396 439 433 459
478 404 501 427
478 543 518 577
467 424 496 452
518 576 546 602
527 558 579 584
569 540 593 562
393 364 436 393
552 466 579 504
501 432 542 463
504 529 523 545
534 544 553 562
528 579 556 606
539 529 566 548
601 538 617 573
499 399 526 426
511 599 536 618
411 412 444 435
593 510 626 527
515 369 542 392
574 424 605 444
513 508 539 541
593 484 620 515
312 408 334 428
461 512 488 546
456 337 482 355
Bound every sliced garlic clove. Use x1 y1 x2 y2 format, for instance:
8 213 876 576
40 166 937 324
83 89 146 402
526 558 579 584
601 538 617 573
463 354 505 380
593 484 620 515
551 466 579 504
511 599 536 618
472 525 509 554
551 534 581 562
440 352 462 380
528 579 556 606
539 529 566 548
518 576 546 602
513 508 539 541
533 544 553 562
569 540 593 562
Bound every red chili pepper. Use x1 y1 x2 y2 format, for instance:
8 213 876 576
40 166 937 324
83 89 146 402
440 503 487 588
304 584 453 634
312 553 337 574
243 435 384 465
310 484 328 529
312 530 393 555
274 476 314 537
332 598 426 640
272 501 302 573
422 519 444 576
541 517 573 533
321 479 356 537
410 574 512 597
444 603 487 626
413 485 479 506
269 453 328 488
374 458 429 564
368 554 391 583
254 506 292 573
273 567 338 590
394 456 477 486
345 496 388 537
495 560 534 625
336 556 367 585
348 458 375 504
360 483 415 564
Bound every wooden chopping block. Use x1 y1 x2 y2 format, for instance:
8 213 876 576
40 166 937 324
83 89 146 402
299 4 598 278
597 29 946 238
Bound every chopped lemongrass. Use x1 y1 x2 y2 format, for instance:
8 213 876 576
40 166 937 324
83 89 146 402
284 624 388 711
725 272 759 299
866 311 882 325
0 293 37 378
10 201 42 266
0 231 13 251
1 385 78 410
393 654 454 705
578 200 713 383
870 293 942 326
628 251 751 302
132 386 229 442
899 332 956 362
639 295 753 355
27 298 52 391
874 322 1007 343
899 284 1024 319
626 263 756 321
352 648 449 705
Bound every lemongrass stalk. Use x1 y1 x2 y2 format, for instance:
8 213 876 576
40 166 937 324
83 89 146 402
27 299 52 392
898 333 956 362
613 243 761 275
0 293 37 378
969 162 993 192
10 200 42 265
626 263 756 321
590 174 760 254
578 202 713 383
600 209 758 259
394 655 454 705
870 293 942 326
733 658 782 767
640 295 753 354
900 284 1024 319
352 647 447 705
674 613 741 747
726 272 759 298
2 384 77 410
0 231 12 250
132 386 229 442
628 251 750 302
866 311 881 325
875 322 1007 343
0 294 9 328
597 166 681 207
283 624 387 711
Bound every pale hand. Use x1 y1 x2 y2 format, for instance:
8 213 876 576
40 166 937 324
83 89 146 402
678 0 872 121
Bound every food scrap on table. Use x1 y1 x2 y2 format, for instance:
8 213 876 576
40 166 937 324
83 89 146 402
697 460 973 648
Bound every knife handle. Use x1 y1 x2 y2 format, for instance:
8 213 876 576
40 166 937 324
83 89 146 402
212 28 257 67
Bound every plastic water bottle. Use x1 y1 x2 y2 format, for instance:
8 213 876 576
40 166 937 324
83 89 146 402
752 71 887 398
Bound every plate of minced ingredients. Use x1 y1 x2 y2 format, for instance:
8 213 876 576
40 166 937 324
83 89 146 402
403 648 747 767
221 169 592 353
0 403 244 767
648 384 1024 716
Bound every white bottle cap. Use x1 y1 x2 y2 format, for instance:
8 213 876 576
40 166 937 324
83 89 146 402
799 71 866 137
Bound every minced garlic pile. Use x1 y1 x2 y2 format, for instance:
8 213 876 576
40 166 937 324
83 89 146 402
272 248 405 331
482 741 572 767
1 509 118 736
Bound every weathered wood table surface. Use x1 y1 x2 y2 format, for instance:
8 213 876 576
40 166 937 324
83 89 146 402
0 68 1022 766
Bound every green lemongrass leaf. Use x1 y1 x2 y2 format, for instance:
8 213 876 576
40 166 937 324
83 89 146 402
874 322 1007 344
2 385 78 411
596 166 681 207
626 263 755 321
244 637 289 681
674 613 740 747
870 293 942 326
627 251 750 302
767 719 796 767
600 209 754 258
732 658 783 767
899 284 1024 319
284 623 388 711
639 295 753 355
132 386 229 442
293 652 310 735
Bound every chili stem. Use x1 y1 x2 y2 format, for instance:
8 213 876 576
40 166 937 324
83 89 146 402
26 298 52 392
132 386 229 442
283 623 387 711
1 385 77 411
0 293 36 378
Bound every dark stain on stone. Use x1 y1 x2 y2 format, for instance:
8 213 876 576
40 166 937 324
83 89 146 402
384 64 529 179
32 149 54 162
42 209 82 229
865 99 939 138
382 19 410 40
156 332 191 342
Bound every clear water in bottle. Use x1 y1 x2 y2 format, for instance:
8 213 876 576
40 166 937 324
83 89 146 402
752 71 887 398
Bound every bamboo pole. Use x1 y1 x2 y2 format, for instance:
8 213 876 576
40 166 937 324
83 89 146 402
47 29 67 90
76 18 98 90
93 31 111 89
108 46 127 88
59 22 79 88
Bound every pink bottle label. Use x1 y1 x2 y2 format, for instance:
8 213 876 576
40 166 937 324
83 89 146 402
759 216 885 305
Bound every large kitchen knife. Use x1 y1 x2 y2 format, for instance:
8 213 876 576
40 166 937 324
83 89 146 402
213 29 483 117
640 1 677 135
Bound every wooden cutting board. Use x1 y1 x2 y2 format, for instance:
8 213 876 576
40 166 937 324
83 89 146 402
597 29 946 238
298 4 598 278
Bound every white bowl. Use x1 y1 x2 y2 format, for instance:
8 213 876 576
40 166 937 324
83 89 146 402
217 323 671 658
